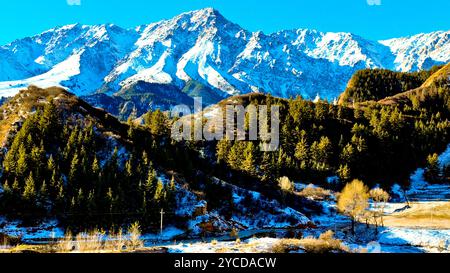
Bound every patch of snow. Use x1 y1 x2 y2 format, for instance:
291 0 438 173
0 51 82 98
141 226 185 241
378 227 450 252
326 176 340 184
438 144 450 168
0 218 64 242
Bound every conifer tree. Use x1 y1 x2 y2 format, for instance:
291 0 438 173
425 153 440 183
23 172 36 201
295 134 309 169
154 180 164 203
242 142 257 175
216 139 231 164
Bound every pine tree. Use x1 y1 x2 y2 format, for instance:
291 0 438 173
146 109 168 136
216 139 231 164
311 136 332 170
50 170 59 195
47 155 56 174
56 179 65 209
2 180 11 194
106 187 115 213
23 172 36 201
12 178 20 193
169 176 176 191
241 142 257 175
260 153 276 183
92 156 100 176
145 166 157 194
295 134 309 169
227 142 243 170
87 190 96 215
76 188 85 210
337 164 351 182
154 180 165 203
340 143 355 165
425 153 440 183
39 180 49 206
165 176 177 210
69 153 80 183
16 144 29 178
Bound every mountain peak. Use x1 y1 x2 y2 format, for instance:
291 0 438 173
190 7 222 17
176 7 228 26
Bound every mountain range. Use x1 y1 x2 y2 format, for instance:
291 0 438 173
0 8 449 111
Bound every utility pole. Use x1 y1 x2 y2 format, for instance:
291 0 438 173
160 208 165 235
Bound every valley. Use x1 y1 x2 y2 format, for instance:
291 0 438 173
0 8 449 254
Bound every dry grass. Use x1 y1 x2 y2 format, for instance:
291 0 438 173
53 223 144 253
75 231 105 252
104 229 126 251
127 222 143 250
383 202 450 229
297 185 332 200
270 231 349 253
56 231 75 252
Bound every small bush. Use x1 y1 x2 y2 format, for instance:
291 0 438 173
230 228 239 238
278 177 294 192
127 222 143 250
270 239 301 253
297 185 332 200
300 231 349 253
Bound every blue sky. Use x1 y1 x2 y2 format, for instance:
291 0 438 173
0 0 449 45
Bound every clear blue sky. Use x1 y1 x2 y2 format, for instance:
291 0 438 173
0 0 449 45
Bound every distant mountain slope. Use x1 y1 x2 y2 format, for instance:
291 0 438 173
338 65 445 104
0 8 449 106
378 63 450 106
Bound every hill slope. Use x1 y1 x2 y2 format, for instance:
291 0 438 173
378 63 450 106
338 65 444 104
0 86 311 232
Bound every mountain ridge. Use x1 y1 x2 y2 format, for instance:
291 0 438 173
0 8 449 106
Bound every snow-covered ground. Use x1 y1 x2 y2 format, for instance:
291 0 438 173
378 228 450 253
391 144 450 201
0 218 64 242
0 52 82 97
166 237 283 253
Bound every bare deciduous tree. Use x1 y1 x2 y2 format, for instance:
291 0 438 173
337 179 369 234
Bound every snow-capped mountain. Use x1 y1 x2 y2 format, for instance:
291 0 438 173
0 8 449 102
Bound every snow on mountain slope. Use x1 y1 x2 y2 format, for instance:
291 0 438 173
0 52 82 97
0 8 449 103
0 23 138 96
380 31 450 72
